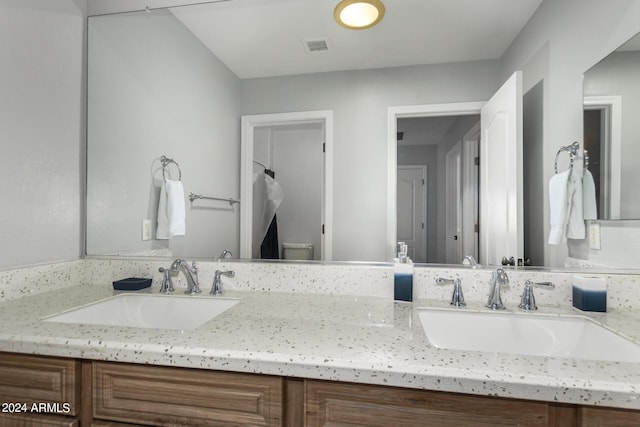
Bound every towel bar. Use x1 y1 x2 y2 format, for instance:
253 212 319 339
188 192 239 206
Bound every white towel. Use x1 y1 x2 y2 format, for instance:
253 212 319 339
156 179 186 239
548 170 570 245
583 170 597 220
566 168 585 239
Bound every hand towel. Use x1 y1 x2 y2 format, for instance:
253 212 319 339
583 170 597 220
548 170 570 245
156 179 186 239
566 168 585 239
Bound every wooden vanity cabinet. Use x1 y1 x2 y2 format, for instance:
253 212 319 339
2 352 640 426
0 353 81 427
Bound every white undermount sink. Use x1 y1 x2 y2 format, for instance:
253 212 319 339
43 294 239 330
417 308 640 363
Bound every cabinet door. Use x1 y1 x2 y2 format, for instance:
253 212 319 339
305 380 573 427
94 362 283 426
0 353 81 416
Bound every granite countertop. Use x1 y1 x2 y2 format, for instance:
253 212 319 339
1 284 639 410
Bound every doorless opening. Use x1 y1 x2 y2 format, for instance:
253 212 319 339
240 111 334 261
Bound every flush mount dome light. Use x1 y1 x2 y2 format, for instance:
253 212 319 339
334 0 385 30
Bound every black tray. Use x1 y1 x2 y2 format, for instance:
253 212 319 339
112 277 152 291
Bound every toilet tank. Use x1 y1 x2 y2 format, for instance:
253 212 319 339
282 243 314 260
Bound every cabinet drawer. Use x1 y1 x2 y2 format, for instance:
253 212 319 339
0 353 81 416
94 362 283 426
0 413 78 427
305 380 568 427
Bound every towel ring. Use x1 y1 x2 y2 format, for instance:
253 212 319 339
553 141 580 174
160 155 182 181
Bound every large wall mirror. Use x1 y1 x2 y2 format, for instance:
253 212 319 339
583 33 640 220
88 0 638 269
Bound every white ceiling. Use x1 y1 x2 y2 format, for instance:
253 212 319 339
170 0 543 80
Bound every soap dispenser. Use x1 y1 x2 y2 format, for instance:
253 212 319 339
394 242 414 302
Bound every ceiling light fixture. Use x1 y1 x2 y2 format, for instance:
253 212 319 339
334 0 385 30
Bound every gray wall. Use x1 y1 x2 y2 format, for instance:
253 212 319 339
241 61 499 262
0 0 86 269
523 81 545 266
86 9 241 258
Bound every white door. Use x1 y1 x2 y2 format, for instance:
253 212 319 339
397 166 427 262
479 71 523 266
445 143 462 264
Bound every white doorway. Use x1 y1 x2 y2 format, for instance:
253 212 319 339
240 111 333 260
397 165 427 262
391 103 483 263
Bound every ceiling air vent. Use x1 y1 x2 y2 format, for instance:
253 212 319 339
304 38 329 53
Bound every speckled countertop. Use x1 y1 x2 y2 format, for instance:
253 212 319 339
1 284 640 410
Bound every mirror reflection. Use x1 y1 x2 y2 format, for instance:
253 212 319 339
87 0 566 265
583 33 640 220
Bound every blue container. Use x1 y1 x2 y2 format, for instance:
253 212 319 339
394 261 413 302
572 287 606 312
394 272 413 302
572 275 606 312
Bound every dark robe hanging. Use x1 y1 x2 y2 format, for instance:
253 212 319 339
260 169 280 259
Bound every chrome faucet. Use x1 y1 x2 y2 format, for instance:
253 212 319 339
462 255 478 266
487 268 509 310
218 249 233 259
169 259 200 294
211 270 234 295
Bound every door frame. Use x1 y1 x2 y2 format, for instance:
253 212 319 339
240 110 334 260
387 102 485 261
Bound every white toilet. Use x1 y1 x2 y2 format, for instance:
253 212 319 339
282 243 314 260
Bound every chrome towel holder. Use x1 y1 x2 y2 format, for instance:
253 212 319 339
160 155 182 181
554 141 589 174
188 192 240 206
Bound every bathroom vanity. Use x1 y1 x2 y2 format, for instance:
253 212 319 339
3 352 637 426
1 281 640 426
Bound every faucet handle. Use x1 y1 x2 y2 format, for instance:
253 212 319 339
518 280 555 311
436 278 466 307
211 270 235 295
158 267 174 294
